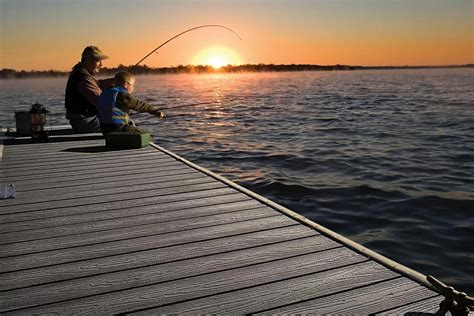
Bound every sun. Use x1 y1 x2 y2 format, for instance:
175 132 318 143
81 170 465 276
192 46 242 69
207 55 227 69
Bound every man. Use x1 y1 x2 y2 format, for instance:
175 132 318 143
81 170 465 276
98 71 165 135
65 46 114 133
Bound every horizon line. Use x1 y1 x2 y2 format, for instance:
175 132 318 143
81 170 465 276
1 63 472 75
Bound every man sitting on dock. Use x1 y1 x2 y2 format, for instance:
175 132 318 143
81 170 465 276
98 71 165 135
65 46 114 133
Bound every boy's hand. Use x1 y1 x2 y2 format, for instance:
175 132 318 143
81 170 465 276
151 109 166 118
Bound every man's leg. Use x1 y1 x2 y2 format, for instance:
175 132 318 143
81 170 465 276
69 115 101 133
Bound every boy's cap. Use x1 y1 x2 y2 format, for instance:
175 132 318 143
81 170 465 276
82 46 109 60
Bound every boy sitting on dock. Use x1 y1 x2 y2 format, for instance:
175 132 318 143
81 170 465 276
98 71 165 135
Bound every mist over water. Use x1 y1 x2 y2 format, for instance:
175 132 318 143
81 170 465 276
1 69 473 293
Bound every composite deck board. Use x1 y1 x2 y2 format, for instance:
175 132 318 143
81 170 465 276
2 161 182 183
1 236 343 311
12 169 201 195
0 192 250 230
1 175 215 207
0 161 183 184
1 150 169 169
0 216 295 273
0 181 225 214
0 195 259 234
2 175 215 206
1 156 175 178
1 156 178 178
1 149 169 167
0 187 239 222
133 261 396 315
1 144 171 167
2 138 104 152
4 248 367 314
1 151 173 171
0 204 273 246
2 140 161 153
5 164 189 190
0 133 443 314
0 225 315 291
0 208 279 257
1 145 124 161
377 295 445 315
254 277 441 315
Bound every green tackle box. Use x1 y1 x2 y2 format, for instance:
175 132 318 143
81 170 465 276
105 132 152 149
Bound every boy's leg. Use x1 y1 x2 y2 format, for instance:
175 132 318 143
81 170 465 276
121 125 146 134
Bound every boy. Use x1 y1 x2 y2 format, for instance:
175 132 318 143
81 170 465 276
98 71 165 135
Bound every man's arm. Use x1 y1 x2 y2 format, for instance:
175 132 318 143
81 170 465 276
98 78 115 90
77 76 102 107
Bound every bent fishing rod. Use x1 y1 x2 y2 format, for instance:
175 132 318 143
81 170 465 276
128 24 241 73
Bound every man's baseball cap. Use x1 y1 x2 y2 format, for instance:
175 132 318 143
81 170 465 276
82 46 109 60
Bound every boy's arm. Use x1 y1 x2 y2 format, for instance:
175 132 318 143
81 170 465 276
116 91 161 114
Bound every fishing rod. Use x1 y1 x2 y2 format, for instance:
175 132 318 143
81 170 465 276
159 101 217 111
128 24 241 73
128 101 216 118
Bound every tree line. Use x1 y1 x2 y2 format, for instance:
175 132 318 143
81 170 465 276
1 63 472 79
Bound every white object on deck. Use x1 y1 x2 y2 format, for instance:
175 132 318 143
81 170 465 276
0 184 16 199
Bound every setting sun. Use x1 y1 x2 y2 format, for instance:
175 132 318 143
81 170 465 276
207 56 226 69
192 46 242 69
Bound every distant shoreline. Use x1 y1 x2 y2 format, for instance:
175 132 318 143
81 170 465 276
1 63 472 79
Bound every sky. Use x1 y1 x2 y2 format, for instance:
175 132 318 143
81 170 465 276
0 0 472 71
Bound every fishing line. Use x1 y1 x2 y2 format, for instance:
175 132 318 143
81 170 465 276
128 24 241 73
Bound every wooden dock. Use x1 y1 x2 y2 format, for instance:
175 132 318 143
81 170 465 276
0 131 445 314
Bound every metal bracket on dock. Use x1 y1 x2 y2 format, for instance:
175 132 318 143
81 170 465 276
427 275 474 316
0 184 16 199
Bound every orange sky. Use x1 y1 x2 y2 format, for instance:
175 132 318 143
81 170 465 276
0 0 472 71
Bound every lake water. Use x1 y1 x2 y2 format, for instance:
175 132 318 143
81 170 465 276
1 69 473 293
